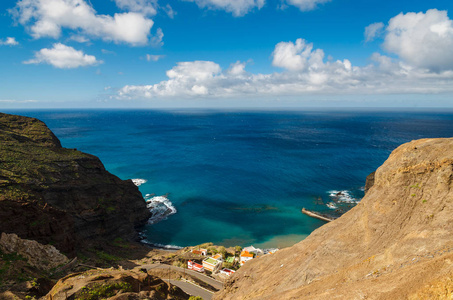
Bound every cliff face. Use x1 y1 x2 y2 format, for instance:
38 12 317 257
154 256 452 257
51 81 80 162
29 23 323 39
0 113 151 255
216 138 453 300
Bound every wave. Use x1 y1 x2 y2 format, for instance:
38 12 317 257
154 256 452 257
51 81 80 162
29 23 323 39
327 190 359 203
140 239 183 250
326 202 338 209
145 194 177 224
132 178 147 186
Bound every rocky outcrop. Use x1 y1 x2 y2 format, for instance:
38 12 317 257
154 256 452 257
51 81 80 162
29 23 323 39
216 138 453 299
0 113 151 255
0 233 69 271
364 170 375 194
46 268 189 300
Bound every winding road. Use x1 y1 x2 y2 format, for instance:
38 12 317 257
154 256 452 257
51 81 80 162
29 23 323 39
142 263 224 299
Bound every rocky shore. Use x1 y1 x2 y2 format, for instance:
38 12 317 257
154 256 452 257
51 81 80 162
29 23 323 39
0 112 151 255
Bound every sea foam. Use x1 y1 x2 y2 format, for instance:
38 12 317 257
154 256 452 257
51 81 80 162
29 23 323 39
132 178 147 186
140 239 183 250
145 194 177 224
328 190 358 203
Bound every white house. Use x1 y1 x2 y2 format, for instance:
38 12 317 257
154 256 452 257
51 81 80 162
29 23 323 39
240 250 254 265
202 255 223 272
188 260 204 272
220 268 236 276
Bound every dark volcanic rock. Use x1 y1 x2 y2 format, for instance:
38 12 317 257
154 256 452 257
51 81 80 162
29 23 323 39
0 113 151 255
364 170 375 194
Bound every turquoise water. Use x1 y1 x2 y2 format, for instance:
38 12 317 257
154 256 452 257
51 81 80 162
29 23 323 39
9 109 453 248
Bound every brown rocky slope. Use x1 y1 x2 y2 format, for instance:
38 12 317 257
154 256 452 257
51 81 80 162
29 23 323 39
0 113 151 256
216 138 453 299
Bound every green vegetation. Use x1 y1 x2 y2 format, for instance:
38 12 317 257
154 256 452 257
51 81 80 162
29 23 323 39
189 296 204 300
0 113 102 202
218 246 227 258
223 262 234 270
423 199 428 203
75 282 132 300
208 247 218 255
172 260 186 269
0 249 30 288
93 250 121 262
112 238 130 249
199 242 213 249
410 183 421 189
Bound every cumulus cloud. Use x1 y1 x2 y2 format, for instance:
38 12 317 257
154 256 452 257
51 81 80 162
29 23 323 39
24 43 102 68
383 9 453 72
284 0 331 11
118 37 453 100
364 22 384 42
272 38 325 71
0 37 19 46
9 0 155 46
228 61 247 75
117 9 453 100
183 0 265 17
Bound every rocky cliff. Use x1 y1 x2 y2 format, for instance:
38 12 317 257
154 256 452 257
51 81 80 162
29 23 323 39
0 113 151 256
216 138 453 299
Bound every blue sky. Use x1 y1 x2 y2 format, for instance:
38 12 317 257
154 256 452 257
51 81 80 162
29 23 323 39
1 0 453 108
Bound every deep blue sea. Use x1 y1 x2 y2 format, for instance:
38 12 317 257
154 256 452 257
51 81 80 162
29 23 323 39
7 109 453 249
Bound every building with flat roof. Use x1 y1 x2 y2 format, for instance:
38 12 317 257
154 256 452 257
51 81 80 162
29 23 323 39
202 256 222 272
220 268 236 276
188 260 204 272
240 250 254 265
226 256 235 264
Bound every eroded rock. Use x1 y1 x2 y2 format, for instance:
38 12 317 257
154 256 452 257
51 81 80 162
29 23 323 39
0 233 69 271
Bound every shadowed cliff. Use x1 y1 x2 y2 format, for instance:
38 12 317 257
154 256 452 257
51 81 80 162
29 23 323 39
216 138 453 299
0 113 151 256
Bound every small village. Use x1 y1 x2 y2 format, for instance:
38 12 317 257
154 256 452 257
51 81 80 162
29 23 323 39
186 245 279 280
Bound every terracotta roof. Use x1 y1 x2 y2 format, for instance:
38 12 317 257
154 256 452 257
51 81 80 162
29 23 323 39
240 251 254 258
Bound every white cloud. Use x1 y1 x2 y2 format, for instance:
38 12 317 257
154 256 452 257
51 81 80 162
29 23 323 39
0 37 19 46
69 35 90 43
364 22 384 42
146 54 164 61
163 4 176 19
10 0 155 46
24 43 102 68
117 9 453 101
150 28 164 46
114 0 158 16
117 37 453 100
284 0 331 11
228 61 247 75
272 38 325 71
383 9 453 72
102 49 116 55
183 0 265 17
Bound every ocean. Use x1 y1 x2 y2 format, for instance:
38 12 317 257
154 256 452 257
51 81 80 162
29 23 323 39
7 109 453 249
